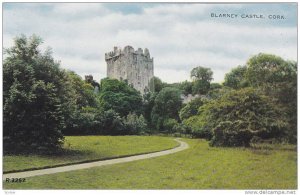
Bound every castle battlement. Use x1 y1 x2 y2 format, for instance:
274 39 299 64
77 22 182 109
105 46 154 95
105 46 153 62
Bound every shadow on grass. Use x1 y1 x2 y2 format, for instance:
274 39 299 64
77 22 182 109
3 148 96 174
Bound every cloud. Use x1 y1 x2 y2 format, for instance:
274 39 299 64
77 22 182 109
3 3 297 83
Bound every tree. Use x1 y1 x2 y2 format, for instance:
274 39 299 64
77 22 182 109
190 66 213 95
99 78 143 117
162 118 179 133
200 88 287 147
95 109 125 135
223 65 248 89
179 97 204 120
210 83 222 90
191 66 213 81
143 92 157 127
179 80 193 95
123 113 147 135
246 53 297 143
59 71 101 136
66 71 99 108
150 76 166 93
3 35 68 153
151 87 182 130
183 115 211 138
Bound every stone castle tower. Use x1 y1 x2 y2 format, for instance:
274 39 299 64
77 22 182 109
105 46 154 95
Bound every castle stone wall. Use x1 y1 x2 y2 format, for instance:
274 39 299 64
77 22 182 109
105 46 154 95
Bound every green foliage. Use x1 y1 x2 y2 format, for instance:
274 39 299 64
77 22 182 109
182 115 211 138
190 66 213 82
62 71 100 135
246 53 289 86
3 35 67 153
246 53 297 143
192 80 210 95
223 65 249 89
99 78 143 117
172 123 190 135
95 109 125 135
167 81 193 96
162 118 179 133
210 83 222 90
179 80 193 95
179 97 204 120
190 66 213 95
151 87 182 130
202 88 287 147
64 109 148 136
123 113 147 135
143 92 157 127
207 86 233 100
150 76 166 93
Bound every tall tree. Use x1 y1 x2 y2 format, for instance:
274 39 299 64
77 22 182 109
151 87 182 130
246 53 297 143
3 35 69 153
190 66 213 95
223 65 248 89
150 76 166 93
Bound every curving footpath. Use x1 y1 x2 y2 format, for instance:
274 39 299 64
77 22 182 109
3 138 189 180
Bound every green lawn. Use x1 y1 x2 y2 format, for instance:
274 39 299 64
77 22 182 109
3 136 178 172
4 138 297 189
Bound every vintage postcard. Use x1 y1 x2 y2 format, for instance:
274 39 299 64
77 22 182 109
2 2 297 194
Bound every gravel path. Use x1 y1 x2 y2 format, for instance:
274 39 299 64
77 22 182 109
3 138 189 179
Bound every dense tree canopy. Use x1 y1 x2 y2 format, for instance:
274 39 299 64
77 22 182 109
3 35 69 153
190 66 213 95
151 87 182 130
223 65 248 89
99 78 143 117
246 53 297 143
202 88 287 147
179 97 204 121
190 66 213 82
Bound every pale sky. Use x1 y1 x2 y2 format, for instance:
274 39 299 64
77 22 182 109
3 3 297 83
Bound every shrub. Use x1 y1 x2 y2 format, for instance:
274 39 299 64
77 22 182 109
162 118 179 134
183 115 211 139
179 97 204 120
123 113 147 135
172 123 192 136
202 88 287 147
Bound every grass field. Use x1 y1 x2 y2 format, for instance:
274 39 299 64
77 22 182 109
3 136 178 172
4 138 297 189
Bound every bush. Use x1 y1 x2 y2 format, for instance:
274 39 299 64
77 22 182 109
202 88 287 147
95 109 125 135
62 107 99 135
162 118 179 134
179 97 204 120
183 115 211 139
172 123 192 136
123 113 147 135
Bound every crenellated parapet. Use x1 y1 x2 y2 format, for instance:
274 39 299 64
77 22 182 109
105 45 152 61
